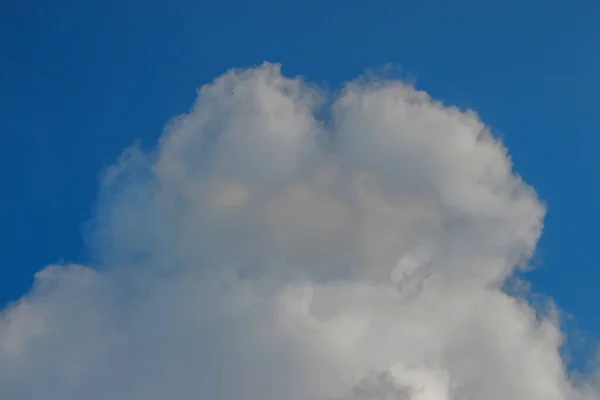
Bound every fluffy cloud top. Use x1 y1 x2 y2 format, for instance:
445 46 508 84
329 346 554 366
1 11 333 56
0 63 597 399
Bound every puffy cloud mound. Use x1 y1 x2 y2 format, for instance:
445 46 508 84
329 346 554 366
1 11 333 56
0 63 597 399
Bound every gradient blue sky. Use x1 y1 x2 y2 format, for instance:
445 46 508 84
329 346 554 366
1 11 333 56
2 0 599 364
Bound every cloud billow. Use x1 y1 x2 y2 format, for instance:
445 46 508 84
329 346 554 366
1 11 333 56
0 63 596 399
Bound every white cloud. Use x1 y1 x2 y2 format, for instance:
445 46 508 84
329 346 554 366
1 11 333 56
0 62 597 399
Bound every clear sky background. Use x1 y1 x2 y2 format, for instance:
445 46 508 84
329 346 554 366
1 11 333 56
1 0 599 367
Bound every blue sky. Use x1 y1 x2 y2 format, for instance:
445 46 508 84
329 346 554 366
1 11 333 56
2 0 599 371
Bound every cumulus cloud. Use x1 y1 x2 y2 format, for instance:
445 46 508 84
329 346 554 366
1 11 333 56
0 62 597 399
